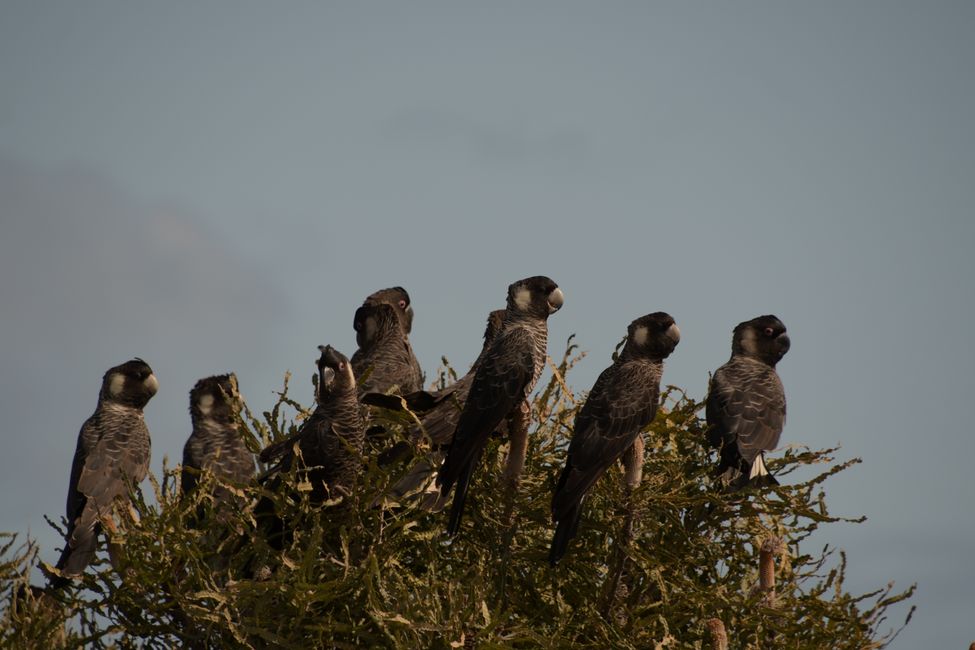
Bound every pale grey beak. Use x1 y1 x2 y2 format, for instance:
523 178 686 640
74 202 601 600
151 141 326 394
321 367 336 387
547 287 564 313
667 323 681 344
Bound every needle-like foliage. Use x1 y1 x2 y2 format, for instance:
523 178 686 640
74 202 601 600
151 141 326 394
1 337 914 648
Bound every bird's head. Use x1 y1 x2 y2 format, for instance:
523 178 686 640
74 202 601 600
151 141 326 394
189 373 240 424
316 345 355 400
353 301 402 348
733 315 790 365
363 286 414 334
626 312 680 360
506 276 564 318
101 358 158 408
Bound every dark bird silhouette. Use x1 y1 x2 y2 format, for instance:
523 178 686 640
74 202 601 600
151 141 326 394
373 309 506 510
438 276 563 535
351 287 423 395
549 312 680 566
53 359 158 585
407 309 506 446
706 315 790 489
260 346 365 503
181 373 255 501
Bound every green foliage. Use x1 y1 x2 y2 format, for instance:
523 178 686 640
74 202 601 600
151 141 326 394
1 337 914 648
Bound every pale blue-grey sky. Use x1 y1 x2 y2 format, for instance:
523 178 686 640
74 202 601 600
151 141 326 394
1 2 972 645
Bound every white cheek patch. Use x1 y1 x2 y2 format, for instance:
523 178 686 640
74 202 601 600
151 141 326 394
514 288 532 311
198 393 215 415
740 328 759 355
109 373 126 396
632 326 649 346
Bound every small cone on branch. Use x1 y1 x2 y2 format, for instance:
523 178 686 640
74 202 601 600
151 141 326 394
758 536 784 604
622 435 645 490
501 401 530 492
706 618 728 650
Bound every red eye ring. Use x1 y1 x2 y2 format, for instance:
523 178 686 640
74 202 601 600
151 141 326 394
764 327 775 336
398 300 407 309
338 362 346 371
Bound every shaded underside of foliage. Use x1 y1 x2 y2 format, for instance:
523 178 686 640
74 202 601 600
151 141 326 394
1 337 914 648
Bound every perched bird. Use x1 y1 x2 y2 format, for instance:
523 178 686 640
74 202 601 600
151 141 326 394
181 373 255 501
438 276 564 535
351 287 423 395
549 312 680 566
706 315 790 489
407 309 507 446
260 346 365 502
372 309 506 510
53 359 158 584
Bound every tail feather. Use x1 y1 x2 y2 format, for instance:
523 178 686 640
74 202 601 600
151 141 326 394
54 515 99 582
747 453 779 487
446 464 474 536
549 503 582 567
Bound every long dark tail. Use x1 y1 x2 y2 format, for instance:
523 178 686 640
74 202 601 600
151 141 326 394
746 472 779 488
50 518 99 589
549 503 582 567
446 462 476 536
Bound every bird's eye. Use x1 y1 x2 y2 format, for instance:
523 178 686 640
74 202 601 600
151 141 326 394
338 362 346 371
398 299 407 309
764 327 775 337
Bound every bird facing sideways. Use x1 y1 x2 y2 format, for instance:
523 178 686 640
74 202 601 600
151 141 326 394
549 312 680 566
181 373 255 502
706 315 790 489
376 309 507 510
53 358 158 585
438 276 564 536
401 308 507 447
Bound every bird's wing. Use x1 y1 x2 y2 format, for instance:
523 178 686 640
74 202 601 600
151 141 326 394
418 375 474 445
438 327 534 492
707 363 785 463
65 414 102 525
259 408 331 471
74 412 150 516
552 362 661 520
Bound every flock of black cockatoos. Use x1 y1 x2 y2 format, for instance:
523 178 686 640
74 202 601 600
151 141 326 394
43 274 790 589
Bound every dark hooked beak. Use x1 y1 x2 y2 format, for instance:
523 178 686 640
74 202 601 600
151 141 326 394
776 333 791 356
